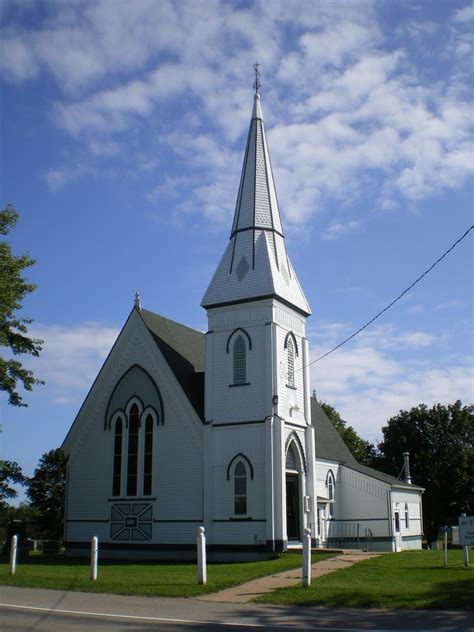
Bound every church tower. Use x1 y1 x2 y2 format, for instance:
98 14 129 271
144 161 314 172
201 86 316 552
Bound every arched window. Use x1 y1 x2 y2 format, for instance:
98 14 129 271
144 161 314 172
234 461 247 515
287 337 295 387
286 444 298 471
127 404 140 496
233 335 246 385
143 414 153 496
327 471 335 501
112 417 123 496
405 502 409 529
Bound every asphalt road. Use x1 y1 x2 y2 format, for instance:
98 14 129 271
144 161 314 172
0 586 472 632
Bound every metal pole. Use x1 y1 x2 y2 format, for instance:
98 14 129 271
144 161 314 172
197 526 207 585
9 535 18 576
443 526 448 566
90 536 98 581
303 527 311 587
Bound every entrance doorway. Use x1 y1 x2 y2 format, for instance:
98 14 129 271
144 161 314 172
286 473 301 541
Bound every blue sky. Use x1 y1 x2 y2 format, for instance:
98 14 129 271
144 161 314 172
1 0 473 494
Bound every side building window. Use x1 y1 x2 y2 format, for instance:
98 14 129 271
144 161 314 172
326 470 335 517
233 335 247 385
234 461 248 515
405 502 409 529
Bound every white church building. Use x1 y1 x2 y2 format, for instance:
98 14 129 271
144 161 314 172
62 90 423 558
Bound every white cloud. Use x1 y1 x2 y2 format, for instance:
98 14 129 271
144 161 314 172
310 321 473 441
2 0 473 227
322 219 362 241
28 323 119 403
452 5 474 23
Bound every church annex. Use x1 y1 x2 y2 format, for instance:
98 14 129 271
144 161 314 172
62 90 423 558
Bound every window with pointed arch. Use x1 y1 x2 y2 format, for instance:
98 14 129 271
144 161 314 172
287 336 295 387
234 461 248 515
112 416 124 497
326 470 335 517
233 335 247 385
110 404 157 497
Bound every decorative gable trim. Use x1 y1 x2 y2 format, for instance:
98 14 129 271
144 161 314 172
226 327 252 353
285 431 307 473
104 364 164 430
284 331 299 356
226 453 254 480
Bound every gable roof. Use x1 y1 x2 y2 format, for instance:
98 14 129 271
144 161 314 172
310 398 423 490
106 307 420 490
139 309 205 420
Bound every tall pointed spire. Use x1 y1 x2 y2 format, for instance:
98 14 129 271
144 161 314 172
202 85 311 316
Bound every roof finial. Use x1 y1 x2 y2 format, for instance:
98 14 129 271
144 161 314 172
134 291 141 311
253 61 261 95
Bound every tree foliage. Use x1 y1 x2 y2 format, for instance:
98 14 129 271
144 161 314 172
0 204 44 406
320 402 376 464
375 401 474 541
0 459 25 509
27 448 67 540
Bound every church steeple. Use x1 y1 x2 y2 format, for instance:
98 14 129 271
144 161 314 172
202 90 311 316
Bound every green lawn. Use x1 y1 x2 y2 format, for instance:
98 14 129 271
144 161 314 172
257 549 474 609
0 551 334 598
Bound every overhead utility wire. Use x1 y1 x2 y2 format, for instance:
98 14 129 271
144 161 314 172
307 224 474 367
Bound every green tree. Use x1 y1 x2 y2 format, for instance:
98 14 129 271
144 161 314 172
0 502 42 541
27 449 67 540
0 204 43 406
320 402 376 464
0 459 25 509
375 401 474 542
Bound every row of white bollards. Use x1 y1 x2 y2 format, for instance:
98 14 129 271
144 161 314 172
8 526 315 586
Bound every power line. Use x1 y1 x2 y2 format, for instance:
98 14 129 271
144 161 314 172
308 224 473 367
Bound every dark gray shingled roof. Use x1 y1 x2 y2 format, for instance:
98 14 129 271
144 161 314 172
311 398 423 489
139 309 205 420
141 308 421 490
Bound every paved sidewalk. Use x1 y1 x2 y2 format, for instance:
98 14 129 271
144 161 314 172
197 552 379 603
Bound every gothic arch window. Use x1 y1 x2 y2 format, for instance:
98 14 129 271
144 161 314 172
234 461 248 515
326 470 335 501
112 416 124 496
127 403 140 496
287 337 295 387
143 413 154 496
233 335 247 385
284 332 298 388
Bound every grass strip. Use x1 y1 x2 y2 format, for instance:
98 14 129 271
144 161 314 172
0 552 335 598
256 549 474 609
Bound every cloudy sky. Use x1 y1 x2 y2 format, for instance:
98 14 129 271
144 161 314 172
1 0 473 488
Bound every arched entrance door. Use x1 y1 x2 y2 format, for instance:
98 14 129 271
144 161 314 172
286 443 301 541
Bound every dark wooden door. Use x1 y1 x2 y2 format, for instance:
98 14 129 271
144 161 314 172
286 473 301 541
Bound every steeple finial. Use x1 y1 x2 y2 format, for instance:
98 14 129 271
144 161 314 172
134 291 141 311
253 62 261 94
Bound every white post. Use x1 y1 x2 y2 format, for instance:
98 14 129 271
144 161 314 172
197 526 207 585
443 526 448 566
303 527 311 587
90 536 98 581
9 535 18 576
461 514 470 567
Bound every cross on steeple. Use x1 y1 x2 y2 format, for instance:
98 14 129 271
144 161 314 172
253 62 261 94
